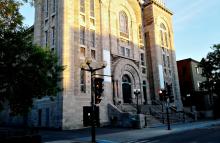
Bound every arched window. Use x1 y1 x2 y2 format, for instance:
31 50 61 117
160 23 169 47
119 11 129 37
160 23 166 30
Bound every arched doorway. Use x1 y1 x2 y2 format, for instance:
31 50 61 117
122 75 132 103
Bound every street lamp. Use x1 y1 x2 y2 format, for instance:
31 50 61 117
81 57 107 143
134 89 141 114
186 94 192 111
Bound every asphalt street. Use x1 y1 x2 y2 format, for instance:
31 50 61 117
41 120 220 143
127 125 220 143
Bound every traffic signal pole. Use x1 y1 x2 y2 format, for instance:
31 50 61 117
160 84 173 130
166 101 171 130
90 75 96 143
81 58 107 143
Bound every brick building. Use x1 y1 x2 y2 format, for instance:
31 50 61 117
177 58 210 111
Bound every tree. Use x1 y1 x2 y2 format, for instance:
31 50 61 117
199 44 220 118
0 0 23 31
199 44 220 96
0 0 64 116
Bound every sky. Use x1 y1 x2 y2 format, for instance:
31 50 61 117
20 0 220 62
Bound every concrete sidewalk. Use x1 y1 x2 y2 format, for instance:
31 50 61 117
42 119 220 143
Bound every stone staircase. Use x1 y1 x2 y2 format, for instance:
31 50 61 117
147 101 195 124
120 104 137 113
108 101 195 128
108 103 145 128
118 104 163 127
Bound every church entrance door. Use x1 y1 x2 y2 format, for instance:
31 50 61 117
122 75 132 103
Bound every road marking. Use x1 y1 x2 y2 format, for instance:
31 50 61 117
137 140 150 143
125 141 137 143
124 139 162 143
125 140 150 143
146 140 160 143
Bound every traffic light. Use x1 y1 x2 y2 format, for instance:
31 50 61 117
169 95 174 103
159 89 167 101
94 78 104 104
167 84 174 103
167 84 171 96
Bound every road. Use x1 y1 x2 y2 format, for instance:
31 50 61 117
125 125 220 143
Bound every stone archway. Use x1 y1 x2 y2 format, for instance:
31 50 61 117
112 59 143 104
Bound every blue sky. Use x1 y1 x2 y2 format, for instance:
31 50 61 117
20 0 220 61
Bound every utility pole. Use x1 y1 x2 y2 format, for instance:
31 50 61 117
166 101 171 130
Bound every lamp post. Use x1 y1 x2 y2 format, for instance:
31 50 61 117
159 90 165 124
186 94 192 111
81 58 107 143
134 89 141 114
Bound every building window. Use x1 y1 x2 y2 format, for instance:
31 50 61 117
80 14 85 24
160 30 164 46
91 50 96 60
52 0 56 13
44 0 49 18
90 0 95 17
90 30 95 47
125 48 130 57
163 54 166 67
120 46 131 57
80 70 86 93
140 53 145 66
120 46 125 56
167 55 170 68
80 47 86 58
162 47 165 53
143 81 147 103
45 19 48 26
90 18 95 27
80 0 85 13
140 53 146 74
142 67 146 74
45 30 48 47
80 26 85 45
52 27 55 46
165 33 168 47
164 68 167 75
119 11 129 38
139 25 143 44
196 67 200 74
160 23 169 47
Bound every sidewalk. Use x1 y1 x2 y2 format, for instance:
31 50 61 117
42 119 220 143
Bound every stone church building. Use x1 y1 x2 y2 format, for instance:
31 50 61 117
28 0 182 129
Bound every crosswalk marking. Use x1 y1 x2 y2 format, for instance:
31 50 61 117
125 140 149 143
137 140 150 143
124 139 159 143
147 140 160 143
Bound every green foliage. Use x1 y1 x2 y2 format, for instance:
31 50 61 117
0 0 64 116
0 0 23 31
199 44 220 96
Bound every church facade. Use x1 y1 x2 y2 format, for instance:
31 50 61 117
31 0 182 129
